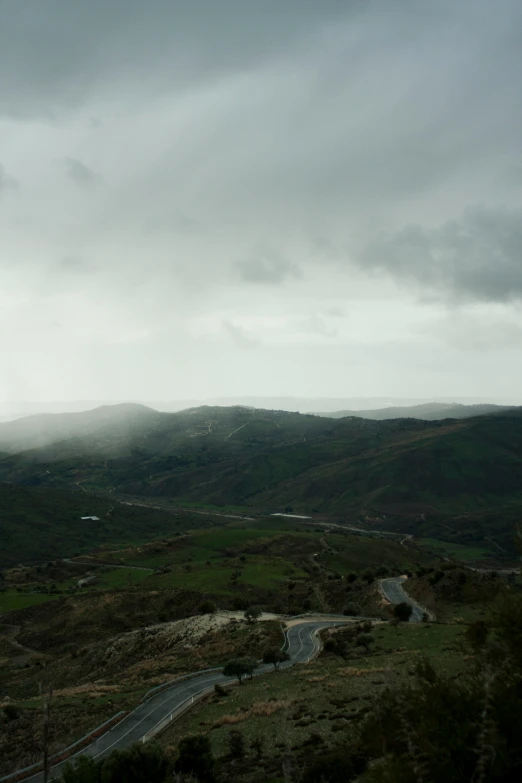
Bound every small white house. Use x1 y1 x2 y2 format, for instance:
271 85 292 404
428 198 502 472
80 515 100 521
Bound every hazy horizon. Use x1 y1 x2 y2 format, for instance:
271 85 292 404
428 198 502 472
0 395 521 421
2 1 522 402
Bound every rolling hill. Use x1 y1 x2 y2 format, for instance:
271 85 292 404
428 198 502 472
1 406 522 551
311 402 518 420
0 482 214 568
0 402 163 453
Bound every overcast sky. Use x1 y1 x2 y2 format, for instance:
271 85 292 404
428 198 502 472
1 0 522 407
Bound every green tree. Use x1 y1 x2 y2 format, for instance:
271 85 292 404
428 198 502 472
99 742 168 783
223 657 258 684
59 756 100 783
175 734 215 782
244 605 262 623
393 601 413 623
343 602 361 616
262 647 290 670
198 600 216 614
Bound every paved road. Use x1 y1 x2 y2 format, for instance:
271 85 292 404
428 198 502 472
20 619 348 783
379 577 428 622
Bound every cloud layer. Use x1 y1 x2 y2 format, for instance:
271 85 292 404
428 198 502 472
1 0 522 404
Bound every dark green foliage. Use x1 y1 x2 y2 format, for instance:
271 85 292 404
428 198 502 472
60 756 100 783
175 734 215 782
223 657 258 683
343 602 361 616
262 647 290 670
59 744 168 783
393 601 413 623
214 683 228 697
358 591 522 783
466 619 489 649
227 728 245 759
1 704 19 722
250 735 264 759
302 746 367 782
99 742 168 783
198 600 216 614
244 605 262 622
355 632 374 652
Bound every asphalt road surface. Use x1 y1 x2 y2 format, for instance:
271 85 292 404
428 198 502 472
379 576 426 622
21 619 348 783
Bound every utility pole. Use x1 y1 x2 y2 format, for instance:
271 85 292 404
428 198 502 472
40 682 53 783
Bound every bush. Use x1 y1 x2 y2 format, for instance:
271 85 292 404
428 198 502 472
99 742 168 783
343 603 361 616
250 735 264 759
355 633 374 652
198 600 216 614
1 704 19 722
302 747 367 782
227 729 245 759
244 605 262 623
393 602 413 623
175 735 215 782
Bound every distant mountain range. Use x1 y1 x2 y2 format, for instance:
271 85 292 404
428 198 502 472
1 396 520 420
1 403 522 557
311 402 519 420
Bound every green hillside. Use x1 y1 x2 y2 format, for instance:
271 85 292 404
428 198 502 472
2 407 522 555
0 483 213 568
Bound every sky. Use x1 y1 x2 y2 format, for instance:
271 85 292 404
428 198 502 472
1 0 522 407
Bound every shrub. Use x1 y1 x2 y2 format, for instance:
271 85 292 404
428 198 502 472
355 633 374 652
343 603 361 616
244 605 262 623
175 735 215 782
227 729 245 759
250 735 264 759
1 704 19 722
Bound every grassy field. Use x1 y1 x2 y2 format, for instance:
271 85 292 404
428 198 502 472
0 590 59 613
419 537 493 561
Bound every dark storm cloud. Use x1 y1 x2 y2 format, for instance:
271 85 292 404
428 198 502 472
359 207 522 302
0 0 350 117
236 250 302 285
62 158 100 187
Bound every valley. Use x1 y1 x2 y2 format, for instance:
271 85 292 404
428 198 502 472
0 403 521 782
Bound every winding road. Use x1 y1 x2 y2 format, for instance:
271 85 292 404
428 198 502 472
379 576 432 622
13 584 430 782
18 619 349 783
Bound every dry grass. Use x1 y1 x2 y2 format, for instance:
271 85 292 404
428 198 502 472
306 676 327 683
52 683 121 698
212 698 294 727
337 666 391 677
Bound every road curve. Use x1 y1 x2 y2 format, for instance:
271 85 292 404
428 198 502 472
20 619 348 783
379 576 432 622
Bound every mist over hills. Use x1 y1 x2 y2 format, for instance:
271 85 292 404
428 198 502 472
312 402 519 420
1 396 520 422
0 403 162 453
0 403 522 555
